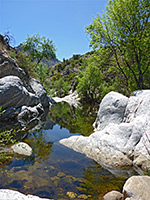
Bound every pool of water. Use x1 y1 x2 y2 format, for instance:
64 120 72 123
0 102 129 199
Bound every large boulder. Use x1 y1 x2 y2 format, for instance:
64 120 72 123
0 47 53 125
0 76 38 109
123 176 150 200
93 91 128 130
0 49 26 80
60 90 150 172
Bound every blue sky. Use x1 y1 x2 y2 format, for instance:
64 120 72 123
0 0 107 61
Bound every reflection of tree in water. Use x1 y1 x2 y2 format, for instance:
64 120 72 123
24 131 53 163
79 162 126 199
48 102 98 136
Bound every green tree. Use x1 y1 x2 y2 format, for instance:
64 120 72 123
53 77 70 97
22 34 56 92
22 33 56 64
16 51 36 77
86 0 150 91
77 63 113 103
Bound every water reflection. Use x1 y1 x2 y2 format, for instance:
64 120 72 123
49 102 98 136
80 162 126 199
0 102 136 199
25 131 53 163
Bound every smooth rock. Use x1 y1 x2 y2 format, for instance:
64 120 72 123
60 90 150 171
11 142 32 156
29 77 49 108
123 176 150 200
0 76 37 109
0 189 52 200
93 91 128 131
103 190 123 200
0 51 26 79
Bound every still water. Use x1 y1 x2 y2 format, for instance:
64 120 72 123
0 102 127 199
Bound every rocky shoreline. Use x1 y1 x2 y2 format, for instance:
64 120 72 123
0 38 56 156
60 90 150 172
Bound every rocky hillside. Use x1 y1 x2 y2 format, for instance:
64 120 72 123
0 34 54 130
49 52 94 97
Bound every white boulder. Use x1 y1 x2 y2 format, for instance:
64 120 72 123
11 142 32 156
123 176 150 200
0 189 52 200
60 90 150 171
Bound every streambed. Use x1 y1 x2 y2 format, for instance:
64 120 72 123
0 102 135 199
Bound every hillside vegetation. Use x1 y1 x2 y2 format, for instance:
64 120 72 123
49 50 128 103
50 0 150 103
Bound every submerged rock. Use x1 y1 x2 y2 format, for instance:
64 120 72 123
11 142 32 156
66 191 77 199
60 90 150 172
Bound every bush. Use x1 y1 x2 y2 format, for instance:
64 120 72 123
52 77 70 97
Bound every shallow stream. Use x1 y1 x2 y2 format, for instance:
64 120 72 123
0 102 130 199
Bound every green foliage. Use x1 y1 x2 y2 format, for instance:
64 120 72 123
0 129 17 174
49 102 98 136
86 0 150 91
22 33 56 63
51 72 61 81
34 62 50 94
24 131 53 163
20 34 57 94
8 34 57 95
0 151 14 175
77 64 102 102
77 56 115 103
49 53 92 98
0 127 27 175
8 50 16 59
73 54 80 60
0 106 5 114
144 166 150 176
16 51 36 77
52 77 70 97
0 129 16 146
